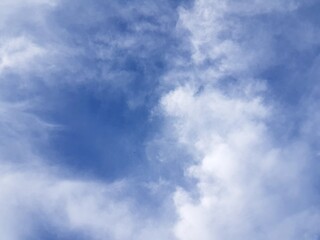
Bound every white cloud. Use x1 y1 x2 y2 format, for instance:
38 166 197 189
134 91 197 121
158 0 320 239
0 163 176 240
0 37 46 74
162 85 319 239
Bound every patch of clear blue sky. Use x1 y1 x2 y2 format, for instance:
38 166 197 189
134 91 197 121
32 219 89 240
256 1 320 145
24 0 194 182
260 2 320 105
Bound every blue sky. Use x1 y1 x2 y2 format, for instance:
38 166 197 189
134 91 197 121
1 0 320 239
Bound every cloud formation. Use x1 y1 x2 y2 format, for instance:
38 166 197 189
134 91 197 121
159 0 320 239
0 164 177 240
1 0 320 239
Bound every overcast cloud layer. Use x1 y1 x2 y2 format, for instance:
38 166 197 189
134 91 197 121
1 0 320 239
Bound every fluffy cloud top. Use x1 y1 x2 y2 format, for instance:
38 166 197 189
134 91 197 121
160 0 320 239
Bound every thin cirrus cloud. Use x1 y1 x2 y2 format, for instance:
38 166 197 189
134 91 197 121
0 0 320 240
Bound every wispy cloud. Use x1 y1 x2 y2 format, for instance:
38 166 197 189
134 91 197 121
1 0 320 239
0 164 176 240
0 0 182 239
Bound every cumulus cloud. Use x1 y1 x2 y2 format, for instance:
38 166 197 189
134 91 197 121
158 0 320 239
162 84 319 240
